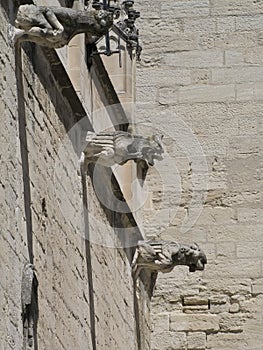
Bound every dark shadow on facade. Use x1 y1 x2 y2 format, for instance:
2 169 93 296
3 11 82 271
1 0 16 24
15 42 39 350
86 43 129 131
133 281 142 350
81 173 97 350
15 43 34 267
133 270 156 350
32 275 39 350
22 274 39 350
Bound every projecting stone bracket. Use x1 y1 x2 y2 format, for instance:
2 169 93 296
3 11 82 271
8 4 115 48
79 131 164 173
131 240 207 280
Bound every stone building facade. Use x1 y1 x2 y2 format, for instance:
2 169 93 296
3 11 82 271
0 1 151 349
1 1 263 350
135 0 263 349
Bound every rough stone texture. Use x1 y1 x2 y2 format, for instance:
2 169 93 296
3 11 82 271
0 1 149 349
136 0 263 349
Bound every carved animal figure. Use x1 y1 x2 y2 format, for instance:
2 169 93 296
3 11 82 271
80 131 164 171
9 5 114 47
132 240 207 279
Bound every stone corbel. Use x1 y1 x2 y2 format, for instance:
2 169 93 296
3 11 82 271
132 240 207 279
79 131 164 173
8 4 116 47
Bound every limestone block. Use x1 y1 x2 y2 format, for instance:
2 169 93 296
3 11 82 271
183 296 209 306
158 86 180 105
193 207 237 226
210 0 263 16
214 32 258 49
204 260 261 279
229 136 262 155
151 331 187 350
184 18 216 33
252 279 263 295
226 157 262 191
183 305 210 313
217 17 236 33
237 242 263 258
216 242 236 259
162 34 200 51
136 85 158 104
209 302 230 314
211 67 263 85
254 82 263 100
237 208 263 223
151 313 169 333
177 84 235 104
161 0 210 18
164 50 224 68
225 50 245 65
208 278 252 295
137 68 191 87
236 16 263 31
207 332 248 349
219 313 247 332
170 314 219 332
187 332 206 349
191 69 211 85
199 34 216 49
245 47 263 65
236 83 255 102
162 225 207 243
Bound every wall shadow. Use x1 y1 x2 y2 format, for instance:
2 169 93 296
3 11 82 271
15 43 39 350
133 281 142 350
81 173 97 350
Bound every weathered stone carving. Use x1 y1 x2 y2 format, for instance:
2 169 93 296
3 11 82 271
132 241 207 278
80 131 164 171
9 5 115 47
21 263 37 347
114 0 142 60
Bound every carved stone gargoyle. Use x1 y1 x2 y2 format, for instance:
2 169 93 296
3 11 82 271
8 4 115 48
132 240 207 279
80 131 164 172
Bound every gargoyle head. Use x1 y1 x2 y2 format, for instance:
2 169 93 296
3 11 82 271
94 9 114 28
142 135 164 166
173 243 207 272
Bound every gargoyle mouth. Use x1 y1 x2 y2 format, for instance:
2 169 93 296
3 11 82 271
189 264 197 272
189 262 206 272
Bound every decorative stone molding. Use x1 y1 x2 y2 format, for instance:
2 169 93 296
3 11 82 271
80 131 164 171
132 240 207 279
9 4 115 47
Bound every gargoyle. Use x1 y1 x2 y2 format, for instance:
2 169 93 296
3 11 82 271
80 131 164 172
132 240 207 279
8 4 115 47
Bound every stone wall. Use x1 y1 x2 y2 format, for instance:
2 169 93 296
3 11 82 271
136 0 263 349
0 1 150 349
